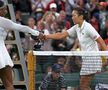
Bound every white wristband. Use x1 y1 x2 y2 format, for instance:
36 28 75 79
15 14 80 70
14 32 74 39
31 30 40 36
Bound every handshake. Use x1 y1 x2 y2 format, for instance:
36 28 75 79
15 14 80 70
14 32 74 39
38 33 47 41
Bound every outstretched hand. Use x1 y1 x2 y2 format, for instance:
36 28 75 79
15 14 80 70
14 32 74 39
38 33 46 41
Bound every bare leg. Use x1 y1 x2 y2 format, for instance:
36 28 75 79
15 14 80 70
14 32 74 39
79 74 94 90
0 65 14 90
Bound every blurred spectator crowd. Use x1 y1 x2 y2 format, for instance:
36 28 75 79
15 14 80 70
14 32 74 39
5 0 108 73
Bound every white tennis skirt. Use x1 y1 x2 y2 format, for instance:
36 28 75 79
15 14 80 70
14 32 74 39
80 56 102 75
0 44 14 69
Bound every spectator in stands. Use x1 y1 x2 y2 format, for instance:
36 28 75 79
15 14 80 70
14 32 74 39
57 10 71 29
23 17 37 51
45 0 65 13
39 64 66 90
56 57 66 73
15 10 24 24
100 19 108 45
98 2 108 31
0 1 42 90
42 11 56 51
31 0 45 21
43 7 108 90
53 9 74 50
50 19 67 51
57 10 73 50
88 0 99 17
49 3 59 17
27 16 37 29
42 11 56 34
90 13 100 32
36 20 51 51
64 0 76 22
12 0 32 24
12 0 32 13
100 19 108 40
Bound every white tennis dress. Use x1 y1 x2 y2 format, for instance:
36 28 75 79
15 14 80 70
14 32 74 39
0 16 39 69
67 20 102 75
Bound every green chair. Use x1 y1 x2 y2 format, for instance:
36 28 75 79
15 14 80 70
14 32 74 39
62 73 80 87
36 64 42 73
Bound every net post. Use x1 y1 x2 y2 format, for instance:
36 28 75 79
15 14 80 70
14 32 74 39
27 50 36 90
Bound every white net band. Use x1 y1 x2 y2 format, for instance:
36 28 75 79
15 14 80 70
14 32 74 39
33 51 108 56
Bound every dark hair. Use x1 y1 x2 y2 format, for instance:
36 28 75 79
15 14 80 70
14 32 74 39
52 64 61 73
73 7 88 20
0 1 4 7
0 0 6 9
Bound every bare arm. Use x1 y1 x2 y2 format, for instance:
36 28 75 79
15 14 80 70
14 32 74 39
96 37 108 51
45 30 69 40
71 38 80 51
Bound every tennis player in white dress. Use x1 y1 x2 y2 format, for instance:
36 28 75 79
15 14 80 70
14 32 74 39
0 1 41 90
44 7 108 90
